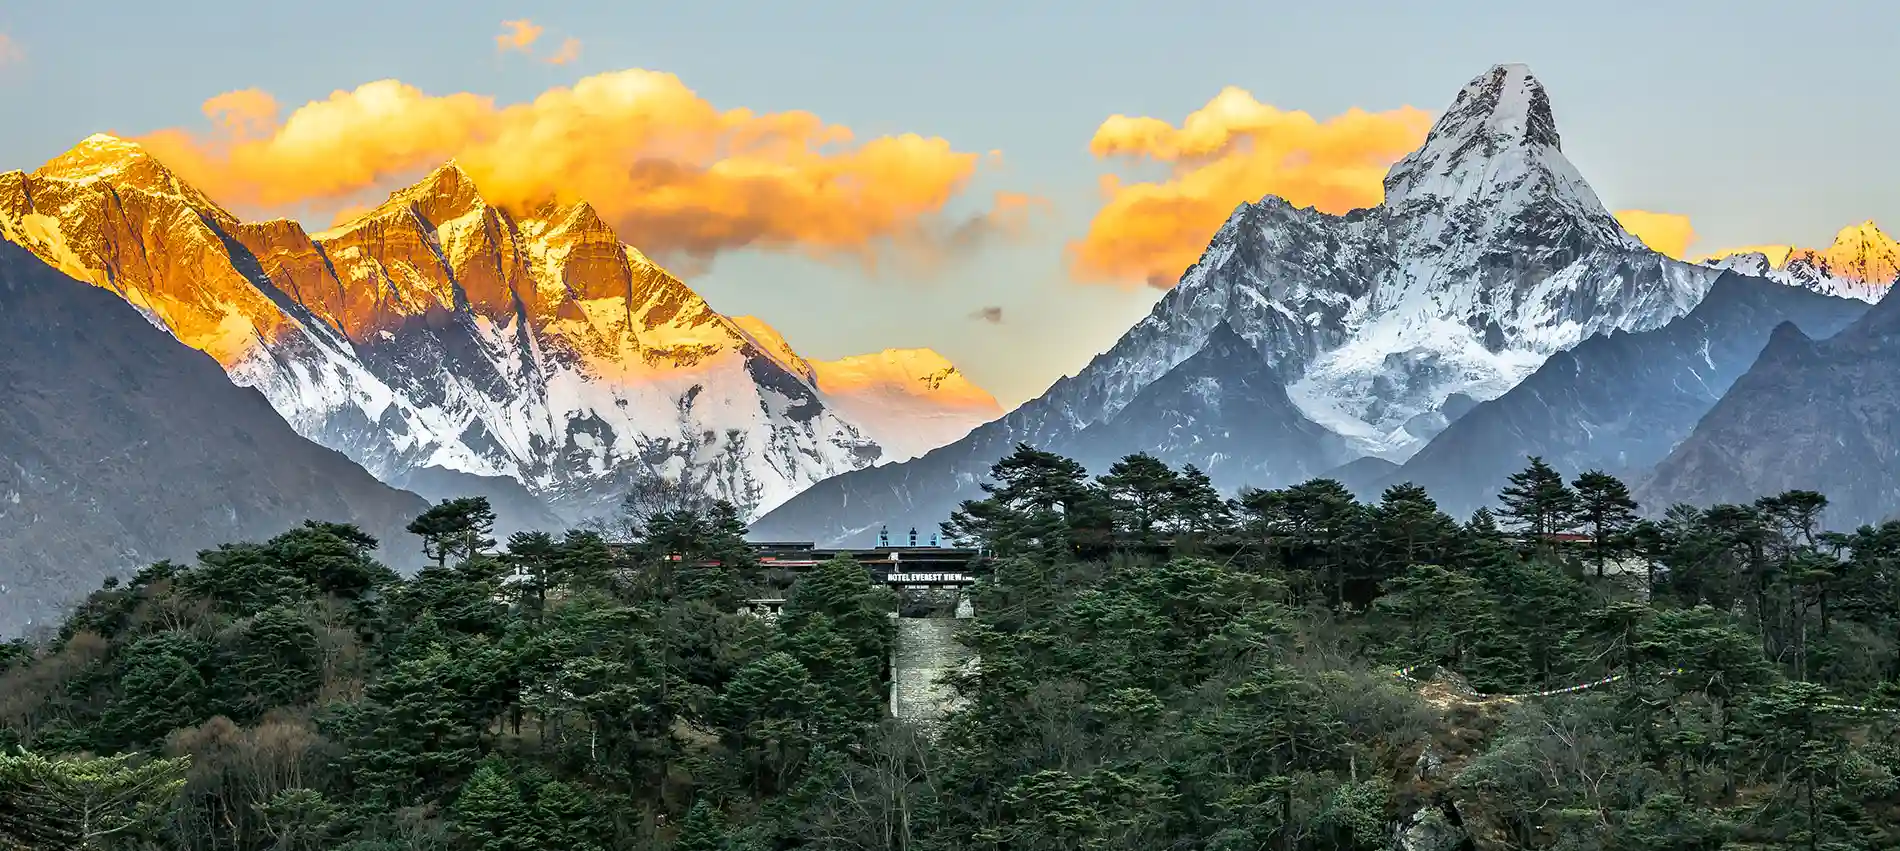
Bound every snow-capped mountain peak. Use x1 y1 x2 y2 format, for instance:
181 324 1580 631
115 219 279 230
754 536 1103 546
1705 251 1774 278
380 160 487 227
973 63 1716 464
1701 220 1897 304
729 314 1002 463
39 133 157 183
813 347 995 404
4 141 982 523
1437 63 1558 147
36 133 234 224
1794 220 1899 296
1384 63 1632 252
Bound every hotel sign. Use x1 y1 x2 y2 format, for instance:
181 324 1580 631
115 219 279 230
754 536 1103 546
878 571 973 585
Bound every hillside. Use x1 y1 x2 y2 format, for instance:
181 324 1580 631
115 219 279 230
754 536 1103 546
0 241 429 635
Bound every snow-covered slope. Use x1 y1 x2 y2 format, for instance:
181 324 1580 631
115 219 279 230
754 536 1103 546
1703 220 1898 304
728 316 1002 463
1384 272 1868 518
0 135 1001 523
1283 63 1716 455
750 63 1724 545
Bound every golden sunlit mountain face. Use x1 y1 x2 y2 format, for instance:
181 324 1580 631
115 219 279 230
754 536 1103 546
0 137 732 381
1616 208 1898 299
1784 221 1900 285
0 139 294 367
1 129 1007 433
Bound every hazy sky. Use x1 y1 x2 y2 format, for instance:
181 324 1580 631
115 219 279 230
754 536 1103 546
2 0 1895 407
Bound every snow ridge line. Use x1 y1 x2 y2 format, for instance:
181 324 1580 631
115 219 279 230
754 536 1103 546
1390 665 1900 714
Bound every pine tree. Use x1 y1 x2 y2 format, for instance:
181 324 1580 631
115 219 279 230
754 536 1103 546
255 788 343 851
1366 483 1459 594
674 800 729 851
1238 479 1366 609
0 750 189 850
552 529 619 594
1498 456 1579 542
98 632 211 749
270 520 391 600
530 779 607 851
452 759 533 851
407 497 499 568
1097 453 1181 545
781 556 893 723
1170 464 1232 542
213 602 322 721
943 444 1105 558
503 531 561 617
717 652 822 797
1572 470 1639 577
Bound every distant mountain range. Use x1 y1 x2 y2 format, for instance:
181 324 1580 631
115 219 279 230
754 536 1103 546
0 241 429 635
1705 221 1898 305
1375 272 1869 517
0 139 999 528
1641 281 1900 527
751 63 1766 543
4 58 1897 626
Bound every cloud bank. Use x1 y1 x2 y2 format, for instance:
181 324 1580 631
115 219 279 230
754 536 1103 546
1070 87 1432 288
137 70 1022 270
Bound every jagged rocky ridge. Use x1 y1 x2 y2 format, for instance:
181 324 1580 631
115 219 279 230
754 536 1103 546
1704 220 1899 305
0 137 996 527
1376 272 1869 516
0 241 429 636
1639 284 1900 528
751 63 1721 544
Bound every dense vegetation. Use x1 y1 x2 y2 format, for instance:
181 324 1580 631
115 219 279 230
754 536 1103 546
3 447 1899 850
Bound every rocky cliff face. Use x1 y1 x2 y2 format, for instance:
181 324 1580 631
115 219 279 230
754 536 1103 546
1386 273 1869 517
750 63 1720 545
0 241 429 636
0 137 996 527
1640 286 1900 527
1066 321 1354 488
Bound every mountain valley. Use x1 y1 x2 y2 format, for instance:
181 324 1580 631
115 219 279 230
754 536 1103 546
0 240 429 635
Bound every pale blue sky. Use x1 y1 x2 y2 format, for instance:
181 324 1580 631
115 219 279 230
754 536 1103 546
1 0 1894 406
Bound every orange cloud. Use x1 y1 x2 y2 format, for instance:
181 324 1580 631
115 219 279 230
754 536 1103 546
135 70 1013 268
1614 209 1697 259
202 88 280 139
1611 209 1802 266
1070 87 1433 287
496 20 543 54
544 37 581 66
0 33 22 66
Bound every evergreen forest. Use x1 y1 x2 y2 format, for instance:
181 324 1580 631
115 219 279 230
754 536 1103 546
3 447 1898 850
